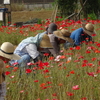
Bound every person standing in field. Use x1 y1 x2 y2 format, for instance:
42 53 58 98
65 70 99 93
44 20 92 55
0 42 21 100
64 23 96 49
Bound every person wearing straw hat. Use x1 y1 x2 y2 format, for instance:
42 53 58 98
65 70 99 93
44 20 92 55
64 23 96 49
40 22 73 58
10 33 53 68
44 29 74 57
0 42 21 100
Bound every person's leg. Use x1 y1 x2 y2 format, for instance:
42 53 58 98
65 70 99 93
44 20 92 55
17 54 31 67
16 55 31 77
63 41 73 49
0 82 6 100
9 55 31 77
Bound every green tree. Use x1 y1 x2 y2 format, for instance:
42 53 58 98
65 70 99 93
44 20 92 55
54 0 100 19
55 0 77 17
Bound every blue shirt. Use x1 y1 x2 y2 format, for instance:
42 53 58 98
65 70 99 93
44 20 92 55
70 28 92 46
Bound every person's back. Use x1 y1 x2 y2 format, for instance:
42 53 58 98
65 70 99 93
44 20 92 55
10 33 53 68
70 28 84 46
64 23 96 49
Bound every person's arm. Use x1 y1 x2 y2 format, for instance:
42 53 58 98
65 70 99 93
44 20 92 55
48 42 60 57
74 34 81 46
48 34 60 58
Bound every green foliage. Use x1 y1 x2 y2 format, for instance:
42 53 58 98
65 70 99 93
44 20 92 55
88 12 97 20
0 21 3 26
83 0 100 19
37 19 42 24
1 19 100 100
55 0 77 17
54 0 100 19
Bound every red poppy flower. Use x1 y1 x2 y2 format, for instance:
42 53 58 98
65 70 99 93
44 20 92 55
96 69 100 74
91 57 97 61
75 46 81 50
87 72 95 77
86 50 91 53
25 69 32 73
52 93 57 96
43 69 49 74
46 81 52 84
5 71 11 75
49 57 54 60
34 80 39 82
70 70 75 74
43 53 49 56
59 55 66 59
66 92 74 96
82 63 87 67
92 34 96 36
81 97 87 100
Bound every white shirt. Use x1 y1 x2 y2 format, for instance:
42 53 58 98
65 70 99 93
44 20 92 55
25 44 39 59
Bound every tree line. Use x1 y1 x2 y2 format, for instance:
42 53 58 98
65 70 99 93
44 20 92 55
55 0 100 20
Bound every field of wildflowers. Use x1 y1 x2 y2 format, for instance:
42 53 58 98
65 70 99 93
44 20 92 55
1 17 100 100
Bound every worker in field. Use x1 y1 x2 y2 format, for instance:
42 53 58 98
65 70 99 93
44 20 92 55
0 42 20 100
9 33 53 68
64 23 96 49
42 23 73 57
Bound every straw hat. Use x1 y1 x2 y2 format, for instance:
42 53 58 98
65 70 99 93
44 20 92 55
47 23 57 34
53 29 73 43
0 42 21 60
0 59 5 84
82 23 96 36
40 34 53 48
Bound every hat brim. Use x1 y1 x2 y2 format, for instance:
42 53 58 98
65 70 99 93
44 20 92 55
82 24 96 36
53 31 74 43
0 51 21 60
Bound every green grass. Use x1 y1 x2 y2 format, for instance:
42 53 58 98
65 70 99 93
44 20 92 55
2 19 100 100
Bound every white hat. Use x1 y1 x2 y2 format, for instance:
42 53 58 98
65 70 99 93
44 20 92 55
0 42 21 60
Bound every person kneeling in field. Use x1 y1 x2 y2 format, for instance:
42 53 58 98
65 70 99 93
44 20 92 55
0 42 20 100
42 23 73 58
9 33 53 68
64 23 96 49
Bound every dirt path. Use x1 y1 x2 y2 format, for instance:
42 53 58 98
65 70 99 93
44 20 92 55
11 10 53 24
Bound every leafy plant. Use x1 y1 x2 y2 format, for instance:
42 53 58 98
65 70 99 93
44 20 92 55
88 12 97 20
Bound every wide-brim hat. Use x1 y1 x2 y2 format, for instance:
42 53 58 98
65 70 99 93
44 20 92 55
40 34 53 48
0 59 5 84
0 42 21 60
82 23 96 36
53 29 73 43
47 23 57 34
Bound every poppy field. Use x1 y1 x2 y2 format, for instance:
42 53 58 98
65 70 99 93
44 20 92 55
1 18 100 100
